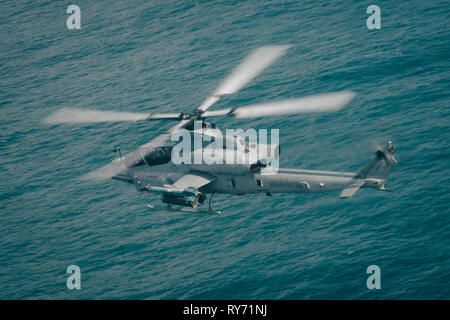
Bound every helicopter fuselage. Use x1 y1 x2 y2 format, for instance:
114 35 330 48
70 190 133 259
122 159 384 197
109 125 396 211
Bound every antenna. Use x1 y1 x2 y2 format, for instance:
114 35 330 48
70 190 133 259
112 145 123 161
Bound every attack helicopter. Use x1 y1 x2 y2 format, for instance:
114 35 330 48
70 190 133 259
44 45 397 213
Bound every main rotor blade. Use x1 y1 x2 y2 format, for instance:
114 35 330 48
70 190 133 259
201 108 233 118
44 108 182 124
232 91 356 118
197 45 291 112
81 120 190 181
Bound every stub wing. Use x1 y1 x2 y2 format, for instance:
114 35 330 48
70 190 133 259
173 173 216 190
138 173 216 197
143 173 216 208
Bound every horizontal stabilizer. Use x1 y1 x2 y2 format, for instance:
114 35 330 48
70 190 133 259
340 180 365 198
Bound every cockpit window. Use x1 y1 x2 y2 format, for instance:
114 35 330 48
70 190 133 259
131 146 172 168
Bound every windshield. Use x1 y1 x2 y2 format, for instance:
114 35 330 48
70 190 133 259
131 146 172 167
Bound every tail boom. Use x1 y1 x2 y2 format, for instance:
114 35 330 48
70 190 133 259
251 141 397 198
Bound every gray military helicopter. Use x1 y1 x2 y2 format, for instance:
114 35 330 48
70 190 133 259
45 45 397 213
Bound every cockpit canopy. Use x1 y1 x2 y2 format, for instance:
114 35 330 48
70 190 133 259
129 127 279 168
131 146 172 168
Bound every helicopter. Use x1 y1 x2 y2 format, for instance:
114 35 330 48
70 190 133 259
44 45 397 214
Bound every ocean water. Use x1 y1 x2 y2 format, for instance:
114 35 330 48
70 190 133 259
1 0 449 299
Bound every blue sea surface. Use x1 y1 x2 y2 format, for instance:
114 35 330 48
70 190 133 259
0 0 449 299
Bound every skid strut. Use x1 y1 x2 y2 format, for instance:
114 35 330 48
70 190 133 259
209 193 215 212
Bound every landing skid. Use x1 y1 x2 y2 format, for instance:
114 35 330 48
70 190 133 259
146 204 221 215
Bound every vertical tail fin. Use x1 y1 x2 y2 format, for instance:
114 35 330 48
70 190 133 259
356 141 397 180
340 141 397 198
